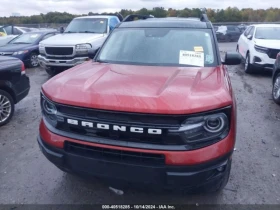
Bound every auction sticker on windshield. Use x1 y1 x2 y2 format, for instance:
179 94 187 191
179 50 204 67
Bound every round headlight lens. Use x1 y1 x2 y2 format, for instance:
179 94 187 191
204 115 225 133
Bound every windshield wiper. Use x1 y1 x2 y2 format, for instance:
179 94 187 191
95 59 108 63
79 31 97 33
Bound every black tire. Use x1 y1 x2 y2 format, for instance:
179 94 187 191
45 67 57 77
28 52 39 68
244 52 253 74
0 90 15 127
272 73 280 105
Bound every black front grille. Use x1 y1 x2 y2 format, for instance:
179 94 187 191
45 47 73 56
58 123 182 145
267 49 280 59
65 141 165 166
56 103 184 145
58 105 183 126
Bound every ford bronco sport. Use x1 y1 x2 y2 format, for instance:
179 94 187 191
38 12 241 192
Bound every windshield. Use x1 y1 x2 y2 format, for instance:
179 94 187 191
255 27 280 40
98 28 217 67
9 33 41 44
65 18 108 33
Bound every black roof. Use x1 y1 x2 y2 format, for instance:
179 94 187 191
118 17 212 29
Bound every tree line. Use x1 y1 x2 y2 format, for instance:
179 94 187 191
0 7 280 25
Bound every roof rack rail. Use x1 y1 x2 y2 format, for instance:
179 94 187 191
200 8 209 22
123 14 154 22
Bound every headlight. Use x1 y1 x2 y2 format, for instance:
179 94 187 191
254 45 268 54
169 113 229 144
13 50 29 55
41 94 58 127
75 43 92 55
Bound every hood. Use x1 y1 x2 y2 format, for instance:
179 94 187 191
41 33 105 46
42 63 232 114
0 35 17 47
255 39 280 49
0 43 35 52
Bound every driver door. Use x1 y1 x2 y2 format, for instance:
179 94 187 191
238 26 252 58
242 26 255 57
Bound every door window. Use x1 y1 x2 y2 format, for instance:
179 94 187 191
244 26 252 36
248 26 255 37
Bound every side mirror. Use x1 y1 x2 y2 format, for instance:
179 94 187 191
247 34 252 40
223 52 242 65
88 48 99 60
60 27 64 33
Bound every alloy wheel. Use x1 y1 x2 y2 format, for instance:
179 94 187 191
31 54 39 67
0 94 12 123
273 77 280 100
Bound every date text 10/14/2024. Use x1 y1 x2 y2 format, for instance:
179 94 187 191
102 205 176 209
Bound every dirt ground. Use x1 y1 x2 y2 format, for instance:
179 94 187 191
0 42 280 204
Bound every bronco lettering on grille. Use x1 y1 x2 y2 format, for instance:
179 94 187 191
67 118 162 135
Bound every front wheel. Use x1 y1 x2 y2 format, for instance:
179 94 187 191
245 53 253 74
272 73 280 105
0 90 15 127
28 52 39 68
45 67 57 77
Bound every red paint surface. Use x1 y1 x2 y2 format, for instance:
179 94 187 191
40 62 237 166
42 62 233 114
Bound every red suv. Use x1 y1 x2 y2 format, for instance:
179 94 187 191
38 13 241 192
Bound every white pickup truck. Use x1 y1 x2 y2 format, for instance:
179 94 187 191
38 15 121 75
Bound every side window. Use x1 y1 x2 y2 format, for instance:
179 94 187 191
244 26 252 36
248 26 255 37
14 28 23 35
42 33 55 41
3 26 12 35
109 18 118 31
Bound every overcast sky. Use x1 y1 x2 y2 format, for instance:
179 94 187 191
0 0 278 17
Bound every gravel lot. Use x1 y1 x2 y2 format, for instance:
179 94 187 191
0 42 280 205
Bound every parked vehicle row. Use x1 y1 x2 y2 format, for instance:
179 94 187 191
216 25 242 42
0 30 57 68
0 56 30 126
236 24 280 105
0 25 39 47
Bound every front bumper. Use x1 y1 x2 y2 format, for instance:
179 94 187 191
14 74 30 104
38 55 88 67
38 135 232 191
251 50 277 71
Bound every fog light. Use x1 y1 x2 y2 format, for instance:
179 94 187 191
254 56 262 63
